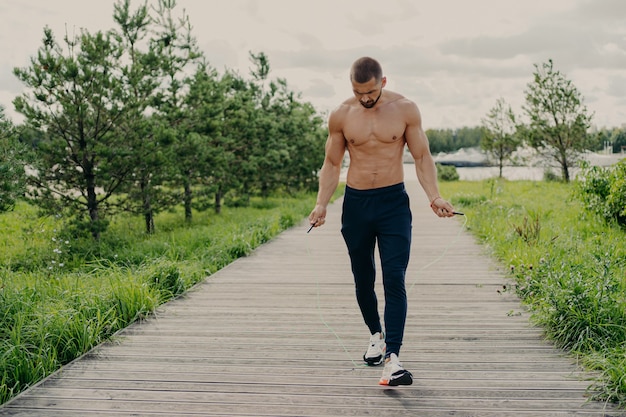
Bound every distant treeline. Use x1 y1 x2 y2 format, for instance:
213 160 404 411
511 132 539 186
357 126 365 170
426 127 483 154
426 125 626 154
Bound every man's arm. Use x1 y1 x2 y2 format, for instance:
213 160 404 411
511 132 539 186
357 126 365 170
404 101 455 217
308 110 346 228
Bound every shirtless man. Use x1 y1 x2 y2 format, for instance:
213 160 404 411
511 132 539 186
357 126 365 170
308 57 456 386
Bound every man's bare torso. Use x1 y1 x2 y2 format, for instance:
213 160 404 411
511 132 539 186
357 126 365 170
339 91 408 190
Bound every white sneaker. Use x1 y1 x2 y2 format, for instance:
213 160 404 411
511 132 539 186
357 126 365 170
363 332 385 366
379 353 413 386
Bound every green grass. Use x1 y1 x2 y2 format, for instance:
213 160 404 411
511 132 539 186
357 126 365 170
440 179 626 406
0 189 344 405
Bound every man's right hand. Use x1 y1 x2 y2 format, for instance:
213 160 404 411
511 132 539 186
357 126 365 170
308 205 327 229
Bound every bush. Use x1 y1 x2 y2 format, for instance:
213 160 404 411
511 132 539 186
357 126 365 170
436 163 460 181
575 160 626 227
543 168 561 182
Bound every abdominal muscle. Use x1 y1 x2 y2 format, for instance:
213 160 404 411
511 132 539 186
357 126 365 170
345 143 406 190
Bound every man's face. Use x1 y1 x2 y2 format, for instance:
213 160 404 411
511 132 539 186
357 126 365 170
352 76 386 108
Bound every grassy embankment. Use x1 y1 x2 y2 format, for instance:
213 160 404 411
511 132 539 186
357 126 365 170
441 179 626 406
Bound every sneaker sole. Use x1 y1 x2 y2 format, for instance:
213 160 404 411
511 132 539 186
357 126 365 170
379 371 413 386
363 345 386 366
363 355 384 366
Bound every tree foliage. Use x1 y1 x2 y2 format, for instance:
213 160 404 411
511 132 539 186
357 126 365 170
481 98 521 177
111 0 168 235
148 0 204 226
575 160 626 227
10 0 326 239
0 106 27 212
246 52 326 197
521 59 594 182
13 27 135 240
426 126 482 154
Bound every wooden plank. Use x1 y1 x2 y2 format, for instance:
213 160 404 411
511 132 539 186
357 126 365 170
1 180 623 417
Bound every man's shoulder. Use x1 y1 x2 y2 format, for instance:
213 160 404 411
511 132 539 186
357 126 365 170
328 99 355 122
387 94 420 120
386 91 417 108
333 97 357 112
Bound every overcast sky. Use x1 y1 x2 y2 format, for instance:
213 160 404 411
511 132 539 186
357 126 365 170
1 0 625 129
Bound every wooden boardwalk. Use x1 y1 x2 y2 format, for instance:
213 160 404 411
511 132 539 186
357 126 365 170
1 180 624 416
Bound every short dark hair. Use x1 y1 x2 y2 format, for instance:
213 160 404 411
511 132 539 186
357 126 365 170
350 57 383 83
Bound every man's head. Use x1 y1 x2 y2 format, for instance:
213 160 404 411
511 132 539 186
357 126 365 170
350 57 386 109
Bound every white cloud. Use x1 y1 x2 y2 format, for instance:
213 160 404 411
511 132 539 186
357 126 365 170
1 0 625 129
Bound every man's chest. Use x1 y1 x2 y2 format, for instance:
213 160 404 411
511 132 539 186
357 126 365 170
342 111 406 147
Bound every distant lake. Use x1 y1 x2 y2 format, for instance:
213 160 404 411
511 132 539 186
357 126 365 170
342 158 624 183
341 149 624 182
342 165 548 182
456 166 546 181
402 164 549 181
429 164 601 181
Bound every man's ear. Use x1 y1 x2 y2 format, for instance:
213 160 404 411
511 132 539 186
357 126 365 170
381 76 387 88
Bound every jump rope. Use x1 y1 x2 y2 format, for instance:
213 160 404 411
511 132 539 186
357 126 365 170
306 208 468 369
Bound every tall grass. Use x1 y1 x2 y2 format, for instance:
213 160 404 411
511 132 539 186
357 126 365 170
0 190 329 404
441 179 626 406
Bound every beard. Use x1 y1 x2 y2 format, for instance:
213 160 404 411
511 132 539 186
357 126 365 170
360 91 382 108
